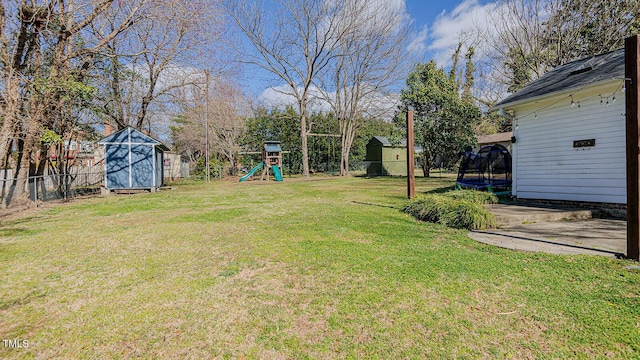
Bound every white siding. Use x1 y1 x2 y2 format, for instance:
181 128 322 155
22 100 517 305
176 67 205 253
513 93 626 204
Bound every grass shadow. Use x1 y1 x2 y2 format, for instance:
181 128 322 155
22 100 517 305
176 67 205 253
351 201 398 209
421 185 456 194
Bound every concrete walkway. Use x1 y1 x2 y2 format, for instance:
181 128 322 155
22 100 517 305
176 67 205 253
468 204 627 258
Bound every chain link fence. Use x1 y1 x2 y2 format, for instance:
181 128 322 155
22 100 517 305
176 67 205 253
1 169 104 208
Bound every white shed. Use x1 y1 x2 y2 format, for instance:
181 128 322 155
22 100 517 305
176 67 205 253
493 49 627 205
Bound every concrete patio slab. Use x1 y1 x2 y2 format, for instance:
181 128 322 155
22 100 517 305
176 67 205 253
468 204 627 258
486 203 596 226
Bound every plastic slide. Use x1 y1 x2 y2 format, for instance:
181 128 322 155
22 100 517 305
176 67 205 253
239 162 263 182
272 164 284 182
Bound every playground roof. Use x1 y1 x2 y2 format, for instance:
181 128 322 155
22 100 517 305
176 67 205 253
264 141 282 153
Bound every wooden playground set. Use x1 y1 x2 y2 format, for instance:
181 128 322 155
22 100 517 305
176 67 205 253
239 141 284 182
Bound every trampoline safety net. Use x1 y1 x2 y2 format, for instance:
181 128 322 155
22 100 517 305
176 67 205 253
456 144 512 190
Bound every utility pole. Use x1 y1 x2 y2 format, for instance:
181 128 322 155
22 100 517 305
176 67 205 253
205 70 210 183
407 106 415 199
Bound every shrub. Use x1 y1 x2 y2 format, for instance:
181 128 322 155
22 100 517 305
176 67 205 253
443 189 498 205
402 190 497 230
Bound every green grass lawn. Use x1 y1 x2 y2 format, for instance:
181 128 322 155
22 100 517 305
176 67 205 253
1 176 639 358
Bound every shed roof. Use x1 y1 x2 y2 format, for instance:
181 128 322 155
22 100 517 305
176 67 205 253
98 126 169 151
369 136 423 153
477 132 513 145
494 48 625 109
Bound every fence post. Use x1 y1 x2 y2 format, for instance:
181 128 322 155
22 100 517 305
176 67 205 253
32 175 37 207
63 173 67 200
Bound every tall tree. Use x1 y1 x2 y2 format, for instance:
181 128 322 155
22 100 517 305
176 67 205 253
224 0 345 177
0 0 146 207
462 46 476 102
93 0 228 135
543 0 640 67
171 79 247 175
479 0 639 97
481 0 552 94
315 0 410 176
399 61 480 177
205 82 246 175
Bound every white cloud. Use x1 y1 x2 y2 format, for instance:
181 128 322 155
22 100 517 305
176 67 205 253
258 85 332 113
407 24 429 56
257 85 298 109
427 0 499 66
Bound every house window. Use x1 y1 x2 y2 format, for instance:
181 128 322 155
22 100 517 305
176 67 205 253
80 141 94 152
64 140 77 151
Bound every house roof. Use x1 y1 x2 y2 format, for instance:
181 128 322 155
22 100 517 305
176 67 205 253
477 132 513 145
494 48 625 109
98 126 170 151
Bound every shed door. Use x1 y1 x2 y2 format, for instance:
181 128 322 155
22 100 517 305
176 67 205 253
156 150 164 186
131 144 154 188
105 144 130 189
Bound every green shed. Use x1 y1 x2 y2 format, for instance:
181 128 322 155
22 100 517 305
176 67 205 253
365 136 423 176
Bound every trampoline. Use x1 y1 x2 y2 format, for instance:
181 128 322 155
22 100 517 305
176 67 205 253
456 144 512 192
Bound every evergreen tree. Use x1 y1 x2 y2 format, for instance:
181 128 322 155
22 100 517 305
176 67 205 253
399 61 480 177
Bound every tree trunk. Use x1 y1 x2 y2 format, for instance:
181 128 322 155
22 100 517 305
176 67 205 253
300 113 310 177
340 146 349 176
11 120 41 204
0 79 21 168
422 156 431 178
339 120 356 176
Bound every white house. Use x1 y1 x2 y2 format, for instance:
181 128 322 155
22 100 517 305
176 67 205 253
493 49 627 205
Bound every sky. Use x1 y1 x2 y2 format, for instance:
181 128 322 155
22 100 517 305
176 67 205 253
239 0 498 108
405 0 496 63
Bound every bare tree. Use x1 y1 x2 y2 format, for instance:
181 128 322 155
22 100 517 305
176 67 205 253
543 0 639 67
315 0 410 176
478 0 639 99
225 0 347 177
93 0 229 136
205 81 247 175
0 0 147 207
171 79 247 175
478 0 553 94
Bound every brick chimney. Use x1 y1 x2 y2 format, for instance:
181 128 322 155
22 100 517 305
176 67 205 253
105 123 113 136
